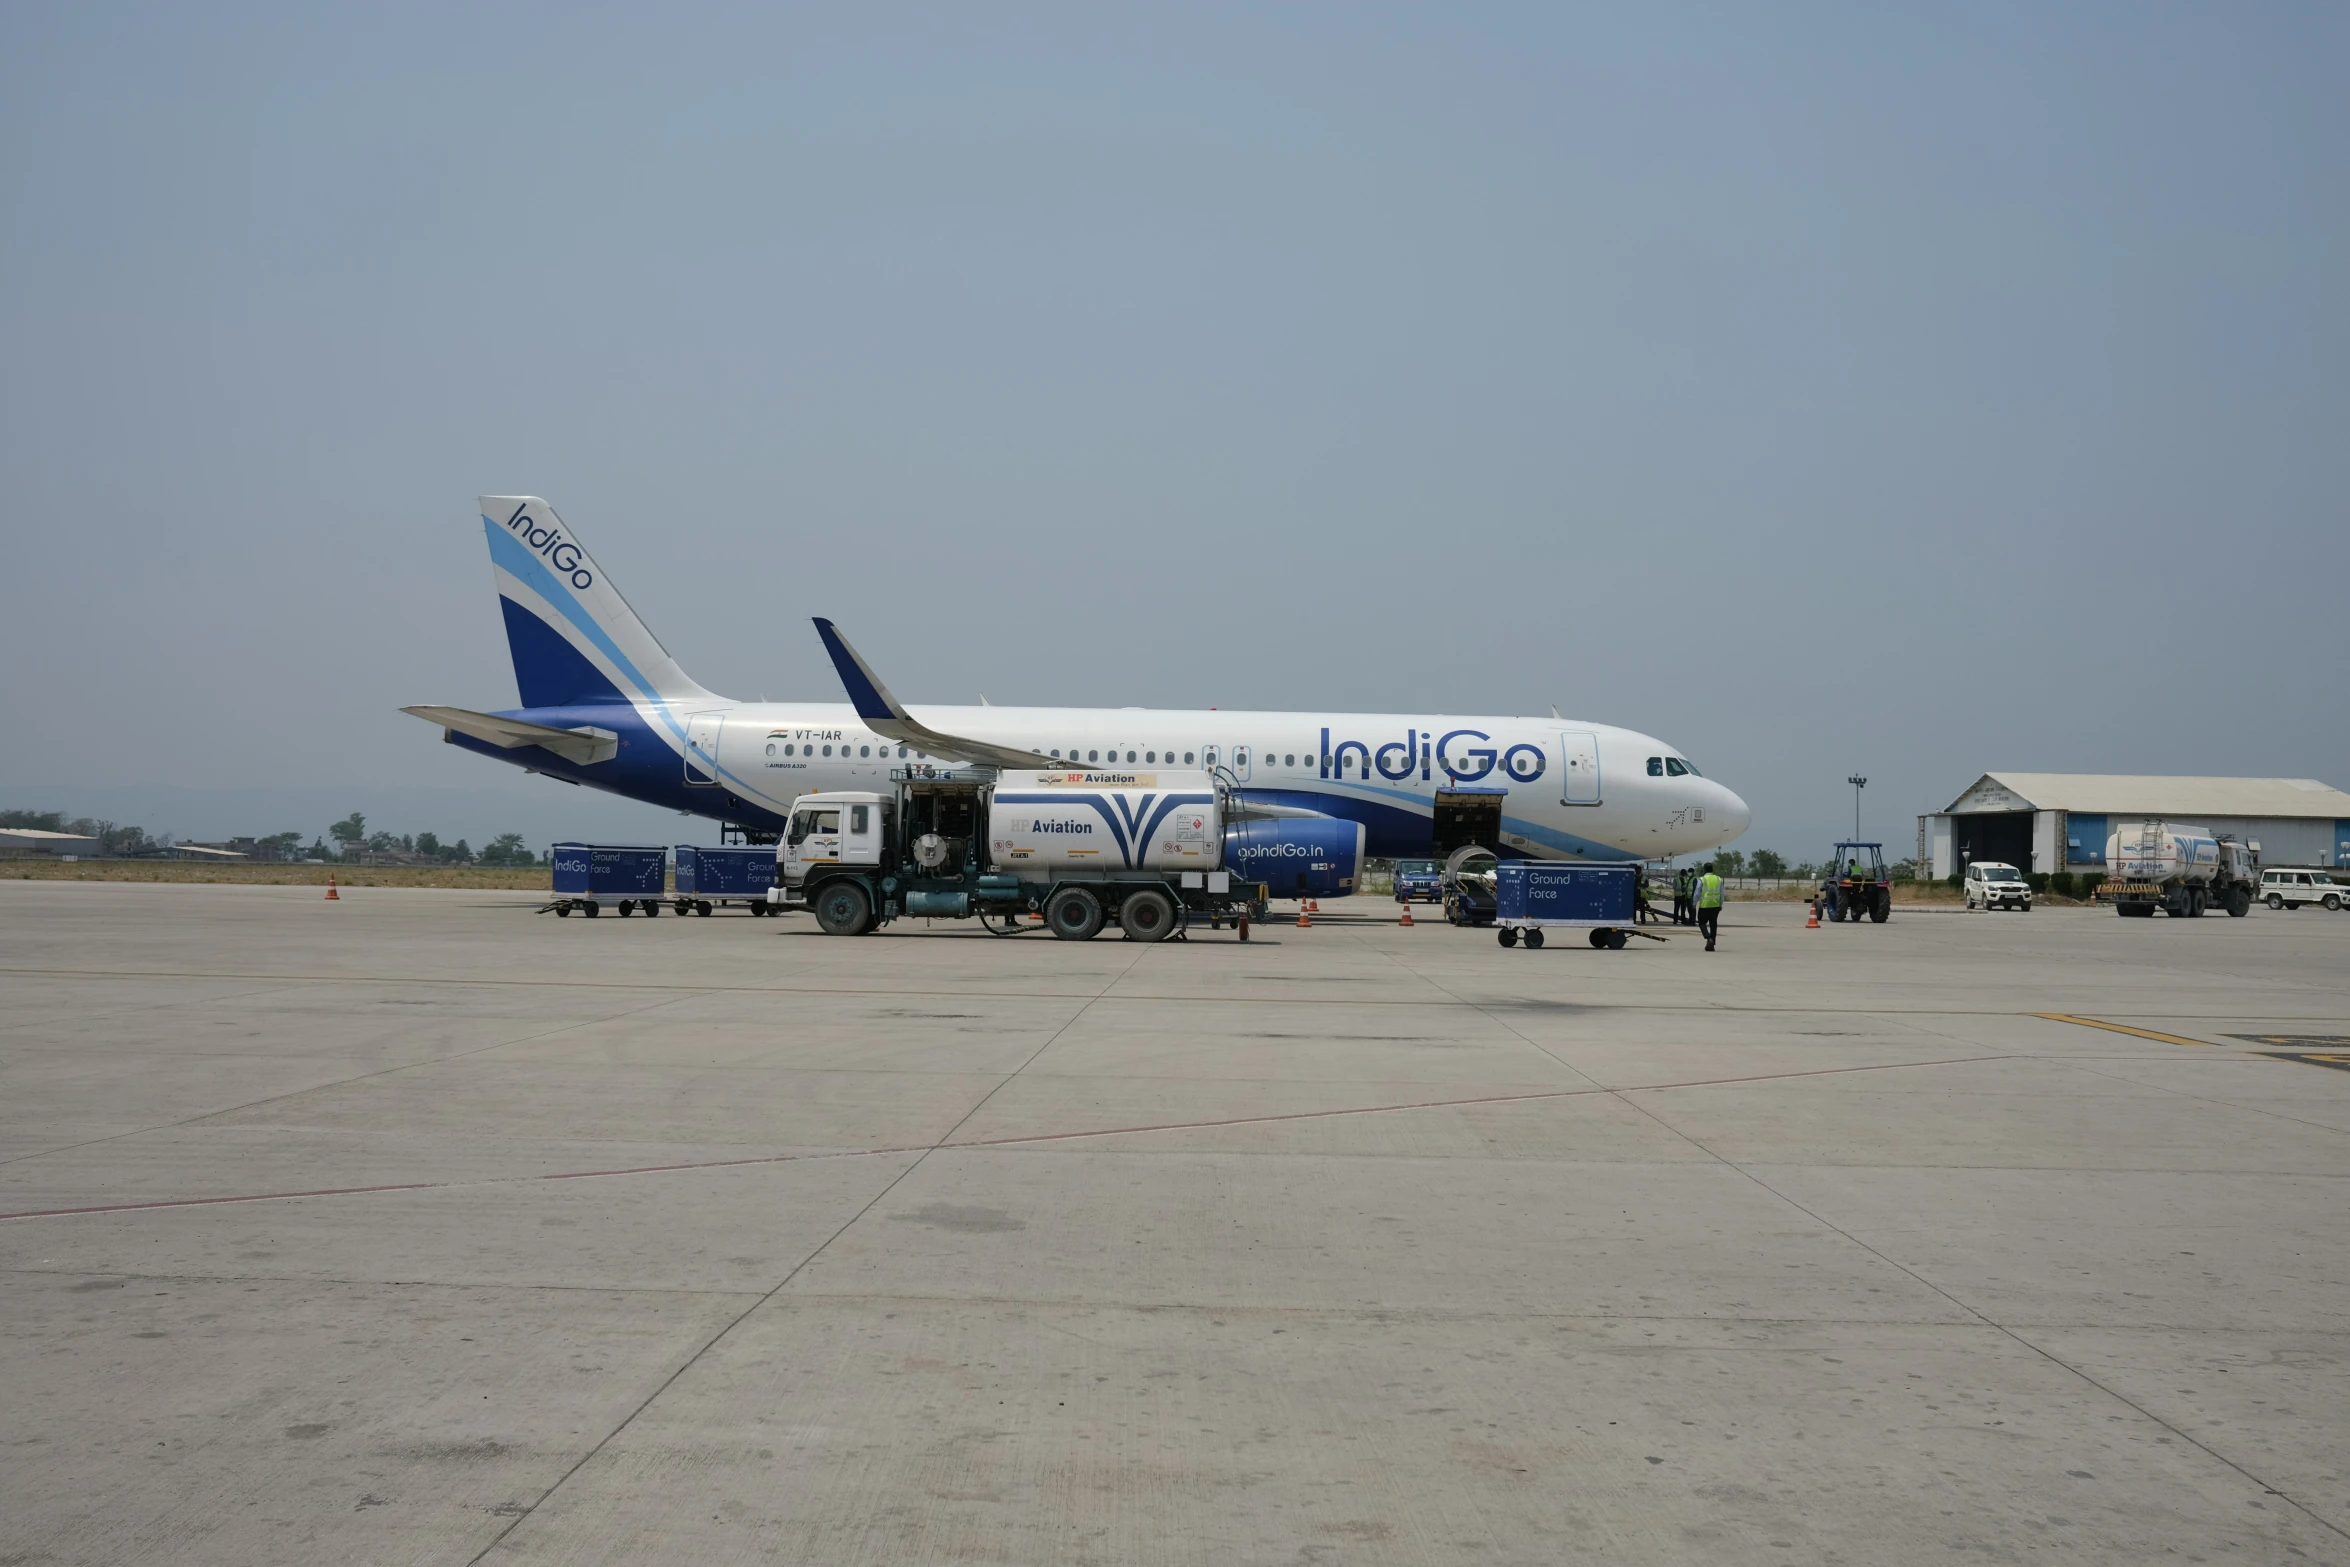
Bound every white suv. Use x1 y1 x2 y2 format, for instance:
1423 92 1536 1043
2260 869 2345 911
1965 861 2032 911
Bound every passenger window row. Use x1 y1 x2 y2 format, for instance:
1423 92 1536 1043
767 742 919 759
1047 748 1200 765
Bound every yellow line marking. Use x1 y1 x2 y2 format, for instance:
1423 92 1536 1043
2035 1013 2215 1047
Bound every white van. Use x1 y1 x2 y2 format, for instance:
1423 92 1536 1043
2260 869 2345 911
1965 861 2032 912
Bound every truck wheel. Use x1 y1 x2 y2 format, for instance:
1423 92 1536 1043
813 882 871 937
2227 890 2250 917
1524 928 1545 949
1119 888 1177 943
1046 887 1104 941
1497 927 1518 947
1870 890 1891 923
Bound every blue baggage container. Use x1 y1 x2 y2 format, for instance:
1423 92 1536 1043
673 845 777 915
1493 860 1641 950
549 843 668 917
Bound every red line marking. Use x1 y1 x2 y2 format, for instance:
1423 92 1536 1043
0 1054 2007 1223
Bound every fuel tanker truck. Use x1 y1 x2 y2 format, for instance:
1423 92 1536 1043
2100 820 2258 918
769 766 1347 939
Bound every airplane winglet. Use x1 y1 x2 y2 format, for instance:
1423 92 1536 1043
807 619 1060 771
811 617 904 724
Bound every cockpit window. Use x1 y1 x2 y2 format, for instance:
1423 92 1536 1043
1663 758 1690 777
1647 757 1663 776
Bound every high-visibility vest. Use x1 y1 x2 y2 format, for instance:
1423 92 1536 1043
1696 873 1724 909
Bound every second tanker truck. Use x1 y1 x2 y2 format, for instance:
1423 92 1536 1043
2100 820 2258 918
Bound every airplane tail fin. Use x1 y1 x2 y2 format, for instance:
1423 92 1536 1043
478 496 713 710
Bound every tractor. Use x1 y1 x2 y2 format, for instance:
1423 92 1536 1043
1819 841 1892 923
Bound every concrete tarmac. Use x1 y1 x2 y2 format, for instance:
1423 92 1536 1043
2 880 2347 1563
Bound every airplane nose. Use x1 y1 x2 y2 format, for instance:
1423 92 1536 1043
1716 783 1751 840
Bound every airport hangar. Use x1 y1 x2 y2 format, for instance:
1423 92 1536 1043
1919 772 2350 878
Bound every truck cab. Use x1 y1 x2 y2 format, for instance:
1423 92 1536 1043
781 794 884 887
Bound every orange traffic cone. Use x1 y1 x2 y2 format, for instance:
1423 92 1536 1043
1296 904 1312 928
324 875 340 902
1804 897 1819 929
1398 902 1414 927
1307 897 1319 913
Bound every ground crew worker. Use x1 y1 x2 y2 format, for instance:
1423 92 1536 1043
1695 862 1724 951
1673 866 1693 925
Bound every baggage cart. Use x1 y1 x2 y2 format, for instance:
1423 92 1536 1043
673 844 780 916
1493 860 1642 950
549 843 669 918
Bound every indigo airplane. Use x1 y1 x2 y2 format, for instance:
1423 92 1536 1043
406 496 1750 867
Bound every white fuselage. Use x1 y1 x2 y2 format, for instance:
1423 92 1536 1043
670 700 1748 862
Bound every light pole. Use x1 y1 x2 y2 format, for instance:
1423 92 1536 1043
1847 774 1868 842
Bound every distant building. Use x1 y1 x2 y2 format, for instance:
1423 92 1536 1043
1921 774 2350 877
0 827 102 857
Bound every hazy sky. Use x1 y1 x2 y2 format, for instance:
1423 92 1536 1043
4 3 2343 856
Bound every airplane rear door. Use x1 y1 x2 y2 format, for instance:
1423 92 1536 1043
685 712 723 785
1559 731 1600 805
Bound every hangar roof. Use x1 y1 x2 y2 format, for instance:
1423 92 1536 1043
0 827 100 846
1944 774 2350 817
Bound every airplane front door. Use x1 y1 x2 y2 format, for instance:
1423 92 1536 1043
1559 731 1600 805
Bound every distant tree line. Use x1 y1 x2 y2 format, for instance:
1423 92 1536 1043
1687 849 1929 884
324 813 538 865
5 807 544 866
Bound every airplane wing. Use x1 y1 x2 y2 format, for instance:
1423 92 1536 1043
810 620 1062 770
810 619 1343 818
400 706 618 766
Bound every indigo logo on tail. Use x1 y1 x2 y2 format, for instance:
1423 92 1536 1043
505 503 595 590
